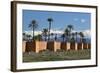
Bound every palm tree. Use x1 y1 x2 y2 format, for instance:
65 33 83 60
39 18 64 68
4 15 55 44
79 32 84 42
51 33 54 40
71 33 75 43
67 25 74 42
29 20 38 41
23 32 25 36
47 18 53 41
23 32 26 41
54 33 57 41
42 28 48 41
29 35 32 40
26 34 32 41
75 32 78 42
67 25 73 32
64 28 69 42
61 33 65 42
37 34 42 41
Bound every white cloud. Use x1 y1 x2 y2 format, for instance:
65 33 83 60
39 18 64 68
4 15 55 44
74 18 86 23
81 19 86 23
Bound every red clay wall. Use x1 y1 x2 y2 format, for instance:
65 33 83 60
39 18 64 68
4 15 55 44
61 42 67 51
47 41 61 51
25 41 47 53
22 41 26 53
54 42 61 51
25 41 35 52
24 41 91 53
83 43 88 49
88 43 91 49
36 41 47 53
70 43 75 50
77 43 82 50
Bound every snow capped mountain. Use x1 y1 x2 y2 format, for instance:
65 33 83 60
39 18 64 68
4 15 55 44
82 30 91 38
24 31 42 36
72 30 91 38
23 29 91 38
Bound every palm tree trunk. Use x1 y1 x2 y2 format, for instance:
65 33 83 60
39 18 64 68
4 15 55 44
33 27 34 41
80 38 82 43
45 35 46 41
48 22 51 41
63 37 64 42
76 35 77 42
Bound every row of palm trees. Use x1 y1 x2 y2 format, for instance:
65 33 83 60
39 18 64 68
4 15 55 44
61 29 85 42
23 18 85 43
60 24 85 42
27 18 53 41
42 28 57 41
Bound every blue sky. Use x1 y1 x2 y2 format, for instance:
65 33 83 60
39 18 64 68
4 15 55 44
23 10 91 32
